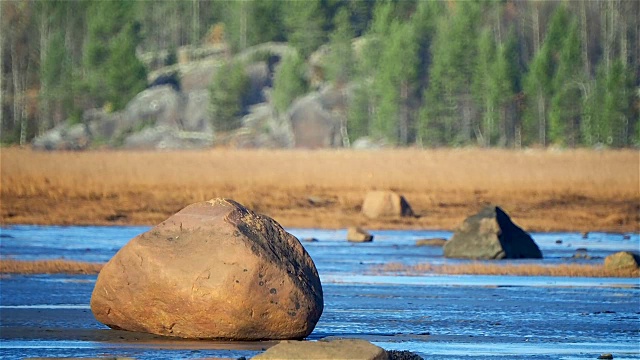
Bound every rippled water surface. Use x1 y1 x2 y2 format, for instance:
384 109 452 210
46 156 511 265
1 225 639 359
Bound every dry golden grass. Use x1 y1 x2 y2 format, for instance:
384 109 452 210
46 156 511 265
2 258 637 278
377 262 639 278
0 259 103 274
1 147 638 231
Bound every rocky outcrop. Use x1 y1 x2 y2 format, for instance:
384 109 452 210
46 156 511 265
347 227 373 243
604 251 640 270
31 123 91 151
443 206 542 260
91 198 323 340
32 42 359 151
289 92 342 149
361 191 414 219
254 339 388 360
33 85 214 150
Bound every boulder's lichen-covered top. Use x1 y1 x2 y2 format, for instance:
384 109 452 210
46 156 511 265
91 198 323 340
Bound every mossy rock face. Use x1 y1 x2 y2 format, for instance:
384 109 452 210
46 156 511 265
604 251 640 270
443 205 542 260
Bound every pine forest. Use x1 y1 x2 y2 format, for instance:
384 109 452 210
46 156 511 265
1 0 639 148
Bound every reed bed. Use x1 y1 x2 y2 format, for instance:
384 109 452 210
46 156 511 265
0 259 103 275
1 147 638 231
1 258 637 278
377 262 640 278
2 147 638 197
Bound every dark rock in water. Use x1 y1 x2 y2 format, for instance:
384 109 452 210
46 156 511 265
598 354 614 359
555 239 563 244
387 350 424 360
573 248 591 259
443 205 542 260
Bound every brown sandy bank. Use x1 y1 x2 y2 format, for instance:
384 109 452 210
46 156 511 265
1 147 638 233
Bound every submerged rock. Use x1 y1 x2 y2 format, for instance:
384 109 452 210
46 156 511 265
253 339 388 360
443 205 542 260
91 198 323 340
415 238 447 247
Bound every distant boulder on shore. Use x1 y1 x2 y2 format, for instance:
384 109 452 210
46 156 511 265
361 190 415 219
90 198 323 340
443 205 542 260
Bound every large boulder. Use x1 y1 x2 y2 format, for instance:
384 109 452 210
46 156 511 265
443 206 542 260
91 198 323 340
361 191 414 219
254 339 388 360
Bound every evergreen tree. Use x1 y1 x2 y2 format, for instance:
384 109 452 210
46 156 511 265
83 0 146 111
347 82 373 143
420 1 481 146
105 23 148 111
548 19 583 146
522 4 571 146
584 59 634 147
325 7 355 85
283 0 326 59
209 60 250 132
272 53 308 114
372 20 419 144
222 0 286 52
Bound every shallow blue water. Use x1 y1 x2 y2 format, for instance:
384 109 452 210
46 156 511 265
1 225 639 359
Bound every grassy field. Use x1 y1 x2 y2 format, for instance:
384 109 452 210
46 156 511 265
1 147 638 232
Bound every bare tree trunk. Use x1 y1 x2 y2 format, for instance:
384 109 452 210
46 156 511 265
39 8 50 135
532 4 540 56
20 63 28 146
580 1 590 76
192 0 200 45
240 0 247 51
537 91 546 146
0 2 4 133
399 81 409 145
618 0 628 65
11 41 22 143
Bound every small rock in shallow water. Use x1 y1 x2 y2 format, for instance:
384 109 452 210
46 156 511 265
347 227 374 242
598 354 613 359
387 350 424 360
